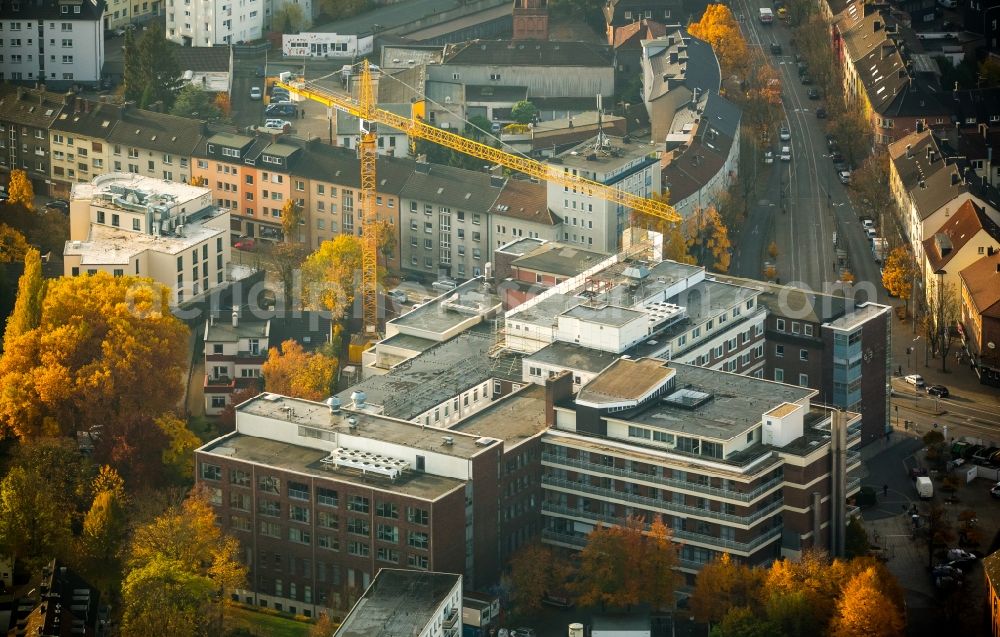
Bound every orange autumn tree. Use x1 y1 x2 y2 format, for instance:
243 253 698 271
262 339 338 400
688 4 749 77
508 542 573 615
690 553 765 625
829 566 905 637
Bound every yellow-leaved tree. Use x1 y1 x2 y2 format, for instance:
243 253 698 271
0 273 189 483
122 487 247 637
686 205 732 273
881 246 915 312
262 339 338 400
6 169 35 210
829 566 905 637
2 248 46 346
301 234 366 320
688 4 749 77
0 224 30 264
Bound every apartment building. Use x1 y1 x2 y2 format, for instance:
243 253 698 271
106 105 203 183
490 178 562 250
399 161 504 282
539 360 862 576
603 0 682 41
0 0 105 88
921 200 1000 299
63 172 231 304
48 97 122 196
195 389 546 612
337 570 462 637
745 282 893 446
958 251 1000 387
0 84 66 196
166 0 262 46
546 134 661 254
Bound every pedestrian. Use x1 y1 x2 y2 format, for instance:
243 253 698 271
883 484 888 497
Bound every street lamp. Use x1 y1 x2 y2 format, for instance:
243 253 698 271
909 336 920 371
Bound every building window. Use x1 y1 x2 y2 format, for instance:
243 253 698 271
407 531 429 550
288 528 311 545
774 369 784 382
376 501 398 518
348 542 369 557
257 475 280 494
775 345 784 357
406 506 429 525
348 495 369 513
407 554 429 569
799 349 809 361
775 319 785 332
804 324 814 336
199 463 221 481
799 373 809 386
347 518 370 536
230 468 250 487
377 524 399 543
377 547 399 563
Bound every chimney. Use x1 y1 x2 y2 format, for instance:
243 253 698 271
951 172 960 185
898 68 906 79
996 263 1000 273
490 175 504 188
874 20 882 31
544 370 574 427
668 35 675 46
669 51 678 63
930 150 937 163
906 144 912 158
231 305 239 328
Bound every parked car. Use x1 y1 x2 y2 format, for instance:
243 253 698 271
991 482 1000 498
963 444 985 461
947 548 977 565
797 62 808 76
249 86 262 100
512 630 537 637
904 374 926 388
927 384 949 397
770 42 783 54
838 170 851 184
264 118 292 131
830 152 845 163
386 289 408 304
989 449 1000 467
834 161 849 173
233 236 256 251
431 279 458 292
807 87 820 99
801 74 813 85
780 146 792 161
764 150 774 164
779 125 791 141
826 134 837 148
862 218 875 230
255 66 266 78
45 198 69 212
265 103 297 118
815 106 827 118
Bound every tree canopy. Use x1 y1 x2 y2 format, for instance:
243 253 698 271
169 85 222 121
6 169 35 210
262 339 338 400
881 247 915 303
124 23 184 109
689 5 748 78
511 100 539 124
2 248 45 346
301 234 367 319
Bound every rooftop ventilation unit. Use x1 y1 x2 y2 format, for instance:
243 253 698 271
442 436 454 445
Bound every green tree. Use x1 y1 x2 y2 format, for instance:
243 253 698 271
169 85 222 120
126 23 183 109
318 0 371 20
511 100 539 124
123 28 143 102
764 590 814 637
155 414 203 483
465 115 495 140
711 606 779 637
0 465 73 570
272 3 310 32
6 169 35 210
3 248 46 346
78 478 128 595
844 517 870 558
122 557 218 637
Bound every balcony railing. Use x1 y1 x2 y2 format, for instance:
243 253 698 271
846 477 861 494
204 374 235 388
846 450 861 467
540 505 784 554
541 453 784 504
442 608 458 629
541 476 784 527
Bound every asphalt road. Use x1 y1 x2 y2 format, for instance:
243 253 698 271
728 3 884 300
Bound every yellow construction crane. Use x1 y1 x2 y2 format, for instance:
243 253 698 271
276 63 680 351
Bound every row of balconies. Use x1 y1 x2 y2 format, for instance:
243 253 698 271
541 452 784 503
541 475 784 527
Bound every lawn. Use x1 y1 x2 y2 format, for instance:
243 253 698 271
224 605 314 637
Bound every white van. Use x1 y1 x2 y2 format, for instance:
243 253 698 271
916 476 933 499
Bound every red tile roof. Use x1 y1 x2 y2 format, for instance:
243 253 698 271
494 179 560 225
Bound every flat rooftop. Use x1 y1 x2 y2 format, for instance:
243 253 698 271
525 341 619 374
338 325 522 421
200 433 466 500
497 237 546 257
562 303 645 327
554 135 659 173
578 357 673 404
238 393 493 459
451 384 549 451
390 277 500 335
205 318 268 341
512 242 608 277
338 570 460 637
64 215 227 265
622 363 815 441
71 172 209 205
825 302 891 332
378 332 437 353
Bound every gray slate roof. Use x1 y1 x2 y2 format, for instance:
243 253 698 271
443 40 614 67
51 99 123 138
0 85 67 129
399 163 503 210
108 107 207 156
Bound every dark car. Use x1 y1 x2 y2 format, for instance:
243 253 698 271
807 88 820 99
815 106 827 118
927 384 949 397
801 74 813 85
770 42 782 54
45 198 69 211
831 152 845 163
797 63 808 76
265 104 297 118
255 66 265 78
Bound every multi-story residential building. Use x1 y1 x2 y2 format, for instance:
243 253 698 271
0 0 105 88
166 0 262 46
546 134 661 254
611 18 665 96
204 309 333 414
48 97 123 196
490 178 561 250
539 359 862 575
103 0 160 30
743 281 893 446
426 40 615 100
195 386 547 612
887 130 1000 267
958 251 1000 387
660 91 741 218
107 105 203 182
603 0 682 42
399 161 504 282
640 29 720 146
63 172 231 304
921 199 1000 302
337 570 463 637
4 560 102 637
0 84 66 195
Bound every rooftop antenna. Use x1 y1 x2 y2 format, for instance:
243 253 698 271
595 93 608 152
